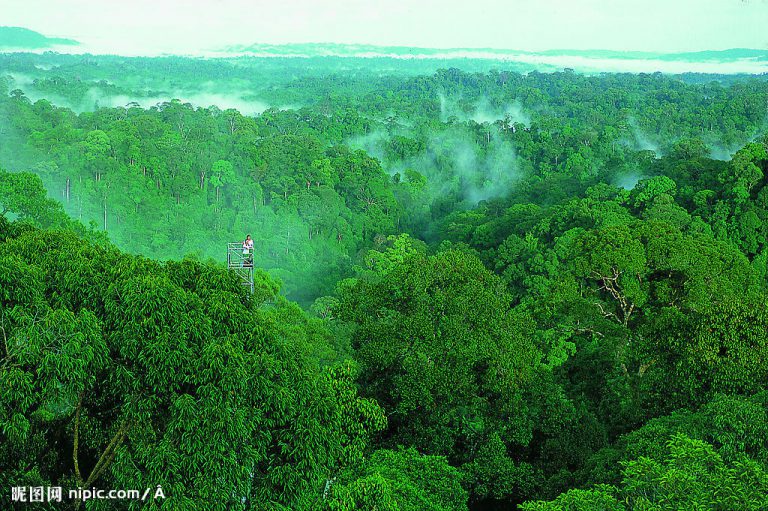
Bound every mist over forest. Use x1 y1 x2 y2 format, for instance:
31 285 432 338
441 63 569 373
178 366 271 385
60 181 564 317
2 20 768 511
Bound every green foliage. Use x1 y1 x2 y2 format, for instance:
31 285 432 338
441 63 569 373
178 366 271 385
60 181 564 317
3 53 768 510
0 169 71 228
461 433 538 503
336 246 549 503
521 485 623 511
361 233 427 275
524 434 768 510
321 448 468 511
0 223 384 510
582 392 768 487
339 248 539 456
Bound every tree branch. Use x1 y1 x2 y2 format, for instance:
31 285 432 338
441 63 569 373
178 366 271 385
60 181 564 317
84 418 131 487
0 321 8 359
73 393 84 485
73 412 132 510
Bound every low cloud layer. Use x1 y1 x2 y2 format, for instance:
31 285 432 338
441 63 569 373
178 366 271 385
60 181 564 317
3 73 277 116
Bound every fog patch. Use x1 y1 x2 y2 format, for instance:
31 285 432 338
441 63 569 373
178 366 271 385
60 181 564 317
4 73 35 87
94 91 272 116
439 93 530 127
625 117 662 156
347 131 389 162
3 73 282 117
709 144 738 161
389 128 521 205
470 97 531 127
614 173 644 190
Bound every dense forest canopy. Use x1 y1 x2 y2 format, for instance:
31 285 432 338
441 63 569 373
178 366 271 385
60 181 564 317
2 52 767 303
1 45 768 510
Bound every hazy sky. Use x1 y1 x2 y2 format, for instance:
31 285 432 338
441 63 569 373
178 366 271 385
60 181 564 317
1 0 766 55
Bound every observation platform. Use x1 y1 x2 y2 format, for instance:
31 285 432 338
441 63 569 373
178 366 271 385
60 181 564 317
227 242 254 293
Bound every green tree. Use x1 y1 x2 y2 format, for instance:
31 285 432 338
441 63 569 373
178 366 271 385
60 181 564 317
337 247 540 500
209 159 236 204
320 448 468 511
0 169 72 229
0 224 385 510
523 435 768 511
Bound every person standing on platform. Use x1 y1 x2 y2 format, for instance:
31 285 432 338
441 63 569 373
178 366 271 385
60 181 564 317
242 234 254 267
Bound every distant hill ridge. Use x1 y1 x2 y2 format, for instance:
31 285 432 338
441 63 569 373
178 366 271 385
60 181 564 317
224 42 768 61
0 26 79 49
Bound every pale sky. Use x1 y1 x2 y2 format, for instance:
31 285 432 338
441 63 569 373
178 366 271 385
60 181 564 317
1 0 766 55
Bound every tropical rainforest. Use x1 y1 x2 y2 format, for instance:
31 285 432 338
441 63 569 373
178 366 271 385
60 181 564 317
1 46 768 510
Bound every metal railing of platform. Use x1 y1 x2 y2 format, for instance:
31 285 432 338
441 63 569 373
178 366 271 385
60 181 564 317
226 242 254 293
